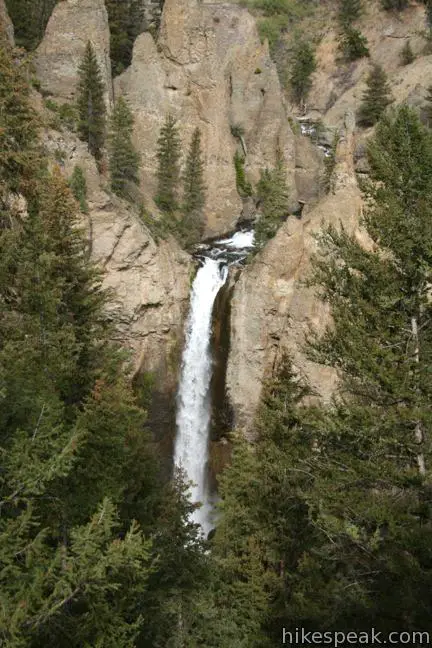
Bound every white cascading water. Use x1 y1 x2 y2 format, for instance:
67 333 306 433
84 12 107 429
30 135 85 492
174 258 228 536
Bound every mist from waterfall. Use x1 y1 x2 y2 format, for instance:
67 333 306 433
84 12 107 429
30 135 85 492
174 257 228 536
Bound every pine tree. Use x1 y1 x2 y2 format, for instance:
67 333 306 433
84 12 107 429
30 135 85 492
0 33 40 201
105 0 144 76
290 40 316 107
77 41 106 160
69 165 89 213
295 105 432 630
0 39 214 647
400 39 415 65
155 114 181 214
255 148 289 247
339 26 369 61
424 0 432 34
108 96 140 199
5 0 58 50
181 127 206 246
381 0 409 9
425 84 432 126
338 0 363 27
212 107 432 639
357 63 392 126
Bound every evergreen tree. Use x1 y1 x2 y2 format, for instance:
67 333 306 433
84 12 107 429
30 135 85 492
255 149 289 247
69 165 89 213
181 127 206 246
108 96 140 200
290 40 316 106
0 34 40 201
400 39 415 65
357 63 392 126
339 26 369 61
338 0 362 27
105 0 144 76
77 41 106 160
212 106 432 640
155 114 181 214
381 0 409 9
0 38 214 647
5 0 58 50
424 0 432 33
425 84 432 126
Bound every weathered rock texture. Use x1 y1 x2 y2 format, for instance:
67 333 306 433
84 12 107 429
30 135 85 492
115 0 296 236
0 0 14 44
35 0 113 110
305 1 431 127
41 120 191 401
227 114 368 435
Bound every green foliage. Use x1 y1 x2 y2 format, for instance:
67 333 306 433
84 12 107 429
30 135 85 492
400 39 415 65
104 0 145 77
213 106 432 640
0 40 213 647
381 0 409 9
425 84 432 126
234 151 253 198
338 25 369 60
357 63 392 127
338 0 362 27
289 40 316 105
247 0 313 55
108 96 140 200
0 36 40 199
69 165 89 213
155 114 182 214
255 148 289 247
424 0 432 32
320 131 339 195
181 127 206 247
5 0 58 50
77 41 106 160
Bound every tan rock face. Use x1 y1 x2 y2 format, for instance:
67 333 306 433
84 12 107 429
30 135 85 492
41 124 191 397
227 118 366 435
0 0 14 44
89 193 191 384
115 0 296 236
35 0 113 110
305 2 430 128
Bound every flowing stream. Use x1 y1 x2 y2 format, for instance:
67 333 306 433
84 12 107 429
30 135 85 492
174 229 255 536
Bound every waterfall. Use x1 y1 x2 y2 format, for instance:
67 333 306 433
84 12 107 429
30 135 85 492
174 228 255 536
174 258 228 536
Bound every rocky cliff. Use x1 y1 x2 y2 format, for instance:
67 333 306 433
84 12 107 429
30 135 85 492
38 109 192 396
227 114 368 434
115 0 297 236
35 0 113 110
0 0 13 43
305 2 431 127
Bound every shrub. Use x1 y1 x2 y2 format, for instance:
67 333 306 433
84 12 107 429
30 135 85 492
381 0 409 9
400 40 415 65
234 151 253 197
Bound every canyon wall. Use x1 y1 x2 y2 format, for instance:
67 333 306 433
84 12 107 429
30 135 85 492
115 0 297 236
